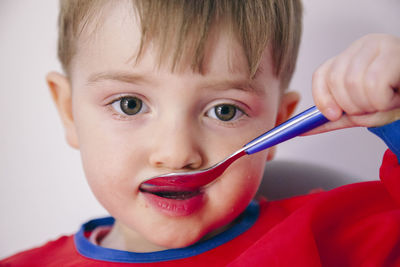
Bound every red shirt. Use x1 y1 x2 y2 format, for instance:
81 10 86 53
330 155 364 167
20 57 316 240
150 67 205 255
2 150 400 266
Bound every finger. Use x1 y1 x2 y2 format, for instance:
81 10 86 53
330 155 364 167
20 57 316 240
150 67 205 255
312 39 365 120
303 108 400 136
325 39 368 115
326 53 368 115
312 58 342 121
344 40 379 113
364 47 400 111
301 115 355 136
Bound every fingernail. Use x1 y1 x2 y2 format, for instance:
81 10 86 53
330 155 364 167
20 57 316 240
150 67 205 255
325 107 340 120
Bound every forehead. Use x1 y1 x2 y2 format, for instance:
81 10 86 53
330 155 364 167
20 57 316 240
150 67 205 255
71 1 275 85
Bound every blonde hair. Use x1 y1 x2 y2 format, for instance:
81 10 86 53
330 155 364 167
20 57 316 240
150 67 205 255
58 0 302 89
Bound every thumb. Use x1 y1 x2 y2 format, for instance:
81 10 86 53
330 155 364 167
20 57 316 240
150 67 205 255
302 109 400 136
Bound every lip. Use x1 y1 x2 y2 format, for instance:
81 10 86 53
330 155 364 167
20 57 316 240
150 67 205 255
141 172 215 190
141 189 204 217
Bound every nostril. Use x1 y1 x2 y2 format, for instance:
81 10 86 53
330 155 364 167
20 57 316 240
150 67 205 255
147 129 204 171
182 161 201 171
148 150 203 171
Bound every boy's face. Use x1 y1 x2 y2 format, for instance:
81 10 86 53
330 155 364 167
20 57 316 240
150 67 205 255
49 3 297 251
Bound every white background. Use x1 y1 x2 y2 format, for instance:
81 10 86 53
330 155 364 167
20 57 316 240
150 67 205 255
0 0 399 259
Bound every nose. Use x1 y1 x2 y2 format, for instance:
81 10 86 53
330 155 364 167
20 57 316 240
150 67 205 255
148 121 204 172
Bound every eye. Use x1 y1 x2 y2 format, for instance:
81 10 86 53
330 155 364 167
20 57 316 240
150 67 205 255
111 96 148 116
206 104 245 122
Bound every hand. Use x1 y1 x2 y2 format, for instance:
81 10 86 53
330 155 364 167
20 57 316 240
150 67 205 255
309 34 400 135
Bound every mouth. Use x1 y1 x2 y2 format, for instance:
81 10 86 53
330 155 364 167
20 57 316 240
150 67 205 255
139 185 201 200
139 184 204 216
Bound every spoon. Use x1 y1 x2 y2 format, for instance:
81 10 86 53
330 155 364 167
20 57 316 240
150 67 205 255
140 106 329 192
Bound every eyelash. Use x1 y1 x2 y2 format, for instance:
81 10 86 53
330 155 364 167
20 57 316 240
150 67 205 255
106 95 249 126
107 95 149 120
205 103 248 126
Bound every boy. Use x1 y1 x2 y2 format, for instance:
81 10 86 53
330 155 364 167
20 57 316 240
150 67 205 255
1 0 399 266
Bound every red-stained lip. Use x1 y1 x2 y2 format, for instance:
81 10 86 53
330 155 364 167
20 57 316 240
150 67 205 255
138 174 212 217
140 187 204 217
139 184 201 193
140 173 214 190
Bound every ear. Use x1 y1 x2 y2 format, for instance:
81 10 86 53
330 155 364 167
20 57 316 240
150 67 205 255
266 91 300 161
275 91 300 126
46 72 79 149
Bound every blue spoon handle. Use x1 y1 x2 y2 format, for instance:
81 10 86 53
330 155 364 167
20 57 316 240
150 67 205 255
244 106 329 155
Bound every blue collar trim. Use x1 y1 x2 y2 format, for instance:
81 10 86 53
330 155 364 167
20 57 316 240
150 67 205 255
368 120 400 163
74 200 259 263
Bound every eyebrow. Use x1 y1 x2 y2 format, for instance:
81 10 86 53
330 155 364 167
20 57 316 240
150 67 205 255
201 77 264 95
87 71 263 95
87 71 153 85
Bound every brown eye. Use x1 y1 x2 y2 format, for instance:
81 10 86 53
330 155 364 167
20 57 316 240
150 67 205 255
214 104 237 121
120 97 143 115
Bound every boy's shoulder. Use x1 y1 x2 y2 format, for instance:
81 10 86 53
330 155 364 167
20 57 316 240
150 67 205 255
0 235 78 266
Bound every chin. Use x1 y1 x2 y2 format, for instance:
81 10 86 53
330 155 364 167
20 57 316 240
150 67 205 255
147 224 209 249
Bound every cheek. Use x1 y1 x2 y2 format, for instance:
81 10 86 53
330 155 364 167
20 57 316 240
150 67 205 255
79 139 134 212
72 107 146 210
226 152 266 198
207 151 266 219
